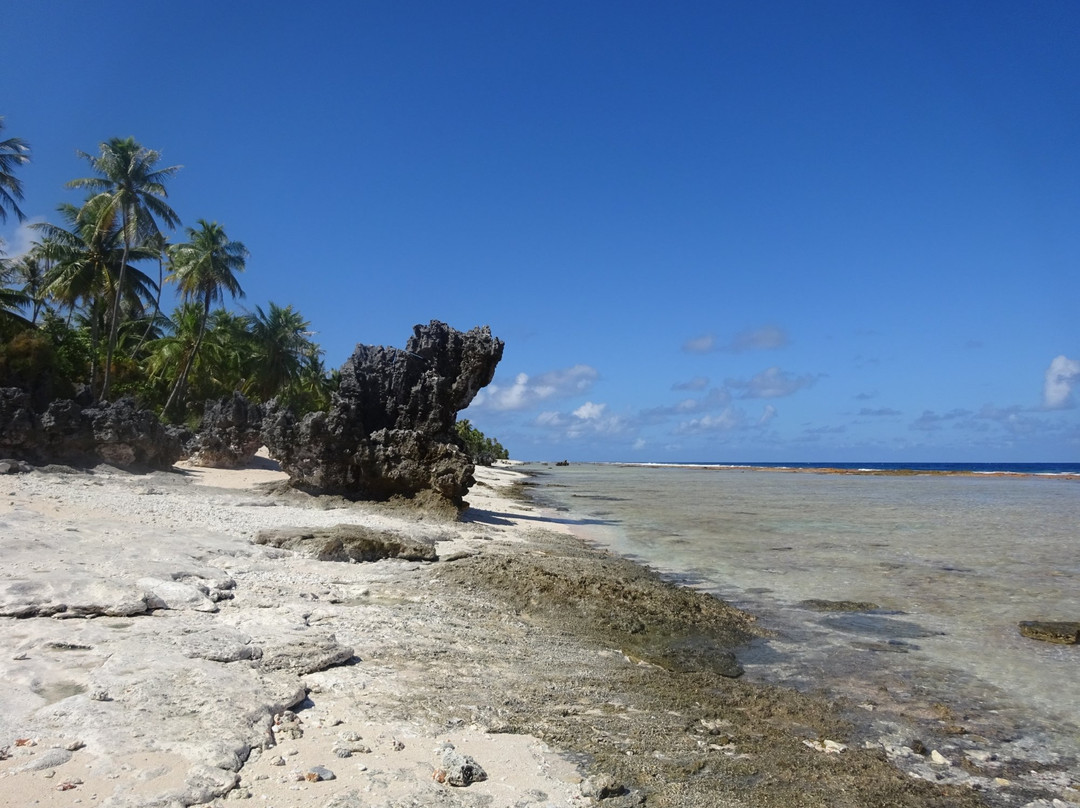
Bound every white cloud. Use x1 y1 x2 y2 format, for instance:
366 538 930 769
726 366 819 399
1044 355 1080 410
677 408 745 434
573 401 606 420
476 364 599 411
0 218 44 258
531 400 629 439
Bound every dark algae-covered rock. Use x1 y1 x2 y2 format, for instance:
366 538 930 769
254 524 439 563
427 529 989 808
440 540 759 678
799 599 882 612
263 321 503 512
1018 620 1080 644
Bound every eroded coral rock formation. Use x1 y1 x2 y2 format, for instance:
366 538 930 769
254 525 439 562
188 392 265 468
262 321 503 512
0 388 182 470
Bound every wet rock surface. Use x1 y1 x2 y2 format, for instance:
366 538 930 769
422 529 995 808
254 524 439 563
438 543 760 678
1018 621 1080 644
262 321 503 511
799 599 882 612
0 388 182 470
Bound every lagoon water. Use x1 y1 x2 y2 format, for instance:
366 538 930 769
527 463 1080 766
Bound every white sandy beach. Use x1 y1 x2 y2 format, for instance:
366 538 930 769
0 459 586 808
2 456 1068 808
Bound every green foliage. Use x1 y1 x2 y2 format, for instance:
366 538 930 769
0 130 401 430
455 419 510 466
0 116 30 224
0 328 76 404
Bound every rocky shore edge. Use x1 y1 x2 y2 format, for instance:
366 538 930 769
0 461 1074 807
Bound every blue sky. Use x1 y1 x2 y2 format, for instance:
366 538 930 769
3 1 1077 461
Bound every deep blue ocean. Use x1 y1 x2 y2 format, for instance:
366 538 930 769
635 461 1080 475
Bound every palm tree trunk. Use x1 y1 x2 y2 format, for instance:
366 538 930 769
100 203 130 401
133 247 164 354
163 297 209 420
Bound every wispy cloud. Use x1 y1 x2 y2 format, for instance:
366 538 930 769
474 364 598 411
640 388 732 422
725 366 820 399
910 409 974 431
672 376 709 391
727 325 789 352
859 407 902 417
677 404 777 434
681 325 789 355
682 333 717 354
758 404 778 426
1044 355 1080 410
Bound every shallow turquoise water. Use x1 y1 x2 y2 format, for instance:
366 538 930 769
527 463 1080 763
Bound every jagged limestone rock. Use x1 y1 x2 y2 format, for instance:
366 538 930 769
189 392 265 468
263 321 503 512
0 389 182 469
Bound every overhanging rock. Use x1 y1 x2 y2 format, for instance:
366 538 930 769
263 321 503 513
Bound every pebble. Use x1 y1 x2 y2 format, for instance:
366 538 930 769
305 765 336 782
931 750 951 766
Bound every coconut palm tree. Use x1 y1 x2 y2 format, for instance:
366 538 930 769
4 250 50 324
34 197 158 386
0 117 30 224
0 282 32 334
67 137 180 399
245 302 318 403
162 220 246 418
133 231 169 354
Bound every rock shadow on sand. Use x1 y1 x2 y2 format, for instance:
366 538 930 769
461 508 617 528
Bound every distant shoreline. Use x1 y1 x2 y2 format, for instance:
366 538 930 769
565 461 1080 479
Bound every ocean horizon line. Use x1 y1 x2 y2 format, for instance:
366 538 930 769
528 460 1080 476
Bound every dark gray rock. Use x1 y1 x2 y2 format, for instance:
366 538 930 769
189 392 264 468
262 321 503 512
0 388 36 449
0 389 182 470
254 524 439 562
